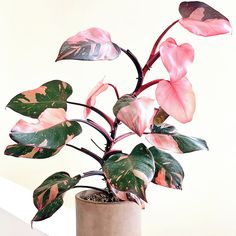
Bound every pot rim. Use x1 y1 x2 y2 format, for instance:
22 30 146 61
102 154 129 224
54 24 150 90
75 189 137 206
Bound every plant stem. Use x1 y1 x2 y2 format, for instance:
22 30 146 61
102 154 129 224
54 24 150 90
108 83 120 99
120 48 144 94
114 132 135 144
142 20 179 77
82 170 104 177
73 118 113 144
67 101 114 128
142 51 161 77
66 144 104 165
149 20 179 58
135 79 163 96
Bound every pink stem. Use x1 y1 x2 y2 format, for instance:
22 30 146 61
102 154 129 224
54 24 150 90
135 79 163 96
149 20 179 58
114 132 135 144
108 83 120 99
143 20 179 77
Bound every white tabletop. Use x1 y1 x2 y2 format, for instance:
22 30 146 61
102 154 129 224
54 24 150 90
0 177 75 236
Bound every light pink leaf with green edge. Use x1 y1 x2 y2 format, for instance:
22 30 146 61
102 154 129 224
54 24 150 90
155 77 195 123
84 80 109 118
160 38 194 82
10 108 82 149
56 27 121 61
179 1 232 36
116 96 155 136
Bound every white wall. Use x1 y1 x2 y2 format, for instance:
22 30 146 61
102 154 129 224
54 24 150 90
1 1 236 235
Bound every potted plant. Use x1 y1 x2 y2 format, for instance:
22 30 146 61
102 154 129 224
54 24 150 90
4 1 231 236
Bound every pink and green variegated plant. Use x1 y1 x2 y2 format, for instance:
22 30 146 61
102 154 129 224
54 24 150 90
5 1 231 224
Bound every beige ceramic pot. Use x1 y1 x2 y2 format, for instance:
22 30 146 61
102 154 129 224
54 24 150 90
75 190 141 236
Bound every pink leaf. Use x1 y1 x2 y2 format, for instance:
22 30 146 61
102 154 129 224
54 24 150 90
160 38 194 81
84 80 109 118
179 18 232 37
56 27 120 61
179 1 232 36
155 77 195 123
116 97 155 136
12 108 67 133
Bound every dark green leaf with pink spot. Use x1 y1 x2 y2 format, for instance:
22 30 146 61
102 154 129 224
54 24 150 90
32 172 81 223
7 80 72 118
4 144 62 159
149 146 184 190
103 143 155 201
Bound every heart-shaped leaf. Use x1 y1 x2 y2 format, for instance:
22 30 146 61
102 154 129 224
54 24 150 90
10 108 82 149
7 80 72 118
56 27 121 61
32 172 81 222
155 77 195 123
146 124 208 153
113 95 155 136
149 146 184 189
84 80 109 118
103 143 155 201
4 144 62 159
179 1 232 36
160 37 194 81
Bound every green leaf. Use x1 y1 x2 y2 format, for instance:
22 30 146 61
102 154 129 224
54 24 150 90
56 27 121 61
149 146 184 189
103 143 155 201
4 144 62 159
7 80 72 118
146 124 208 153
32 172 81 222
10 108 82 149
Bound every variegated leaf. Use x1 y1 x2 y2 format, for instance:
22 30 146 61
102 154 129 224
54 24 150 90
32 172 81 222
149 146 184 189
56 27 121 61
10 108 82 149
4 144 62 159
107 186 145 209
146 124 208 153
7 80 72 118
103 143 155 201
113 95 155 136
179 1 232 36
